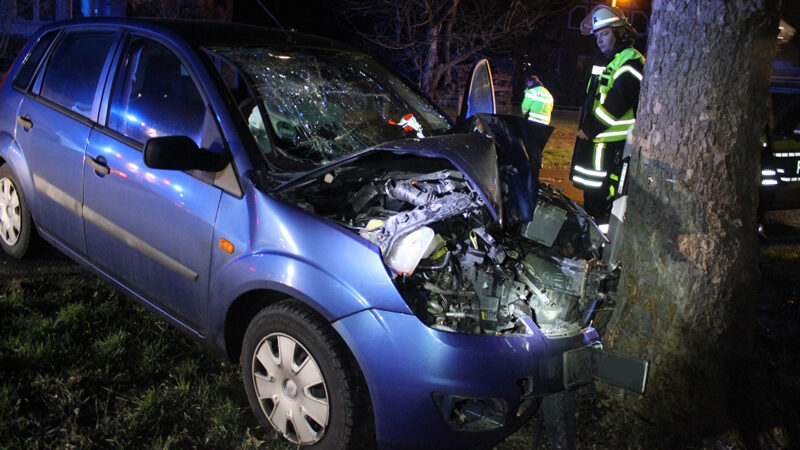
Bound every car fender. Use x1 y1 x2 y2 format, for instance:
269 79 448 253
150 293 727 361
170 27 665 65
206 246 413 355
0 131 38 216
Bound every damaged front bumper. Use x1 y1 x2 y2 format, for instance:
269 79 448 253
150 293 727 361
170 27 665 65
564 346 649 394
333 308 648 449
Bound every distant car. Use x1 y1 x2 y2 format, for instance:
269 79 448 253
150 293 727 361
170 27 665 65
760 73 800 213
0 18 639 449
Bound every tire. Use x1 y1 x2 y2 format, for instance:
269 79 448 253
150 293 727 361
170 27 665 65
241 300 373 449
537 390 577 450
0 164 35 259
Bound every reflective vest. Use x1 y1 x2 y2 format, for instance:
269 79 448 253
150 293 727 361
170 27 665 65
571 48 644 194
590 47 644 143
521 85 554 125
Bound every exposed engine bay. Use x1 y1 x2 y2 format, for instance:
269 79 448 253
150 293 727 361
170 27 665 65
276 153 618 338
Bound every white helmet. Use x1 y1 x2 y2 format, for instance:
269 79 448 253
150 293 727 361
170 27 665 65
580 5 637 36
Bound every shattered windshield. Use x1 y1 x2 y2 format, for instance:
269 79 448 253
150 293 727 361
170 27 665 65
210 47 452 168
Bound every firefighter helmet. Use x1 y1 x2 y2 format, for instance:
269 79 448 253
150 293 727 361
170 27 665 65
580 5 638 36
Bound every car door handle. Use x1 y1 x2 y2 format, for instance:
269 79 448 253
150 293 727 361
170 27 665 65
87 155 111 176
17 114 33 131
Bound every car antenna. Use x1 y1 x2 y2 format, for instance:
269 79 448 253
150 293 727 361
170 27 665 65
255 0 294 43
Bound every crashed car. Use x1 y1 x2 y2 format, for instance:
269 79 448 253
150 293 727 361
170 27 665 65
0 19 644 449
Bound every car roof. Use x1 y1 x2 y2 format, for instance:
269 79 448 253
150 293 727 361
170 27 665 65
38 17 355 52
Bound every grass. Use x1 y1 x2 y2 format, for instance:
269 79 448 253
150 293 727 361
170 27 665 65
542 113 578 168
0 271 292 449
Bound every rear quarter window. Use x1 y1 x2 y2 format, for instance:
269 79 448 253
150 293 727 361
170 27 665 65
39 31 116 118
12 30 58 92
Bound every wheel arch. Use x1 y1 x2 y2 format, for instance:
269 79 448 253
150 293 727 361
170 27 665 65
209 249 411 362
0 131 36 216
222 288 287 363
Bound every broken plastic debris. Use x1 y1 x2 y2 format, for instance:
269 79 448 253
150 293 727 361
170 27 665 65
388 113 425 138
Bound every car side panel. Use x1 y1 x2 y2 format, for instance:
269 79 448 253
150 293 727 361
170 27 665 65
14 97 90 255
83 130 222 332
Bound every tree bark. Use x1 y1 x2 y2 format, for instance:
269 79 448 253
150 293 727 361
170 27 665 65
602 0 780 444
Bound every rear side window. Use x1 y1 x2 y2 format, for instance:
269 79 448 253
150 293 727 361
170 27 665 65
40 31 116 118
12 31 58 91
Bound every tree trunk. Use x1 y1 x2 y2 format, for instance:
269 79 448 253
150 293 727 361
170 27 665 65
602 0 779 444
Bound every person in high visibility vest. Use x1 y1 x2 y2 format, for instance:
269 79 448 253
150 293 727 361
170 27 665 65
569 5 644 224
521 75 554 125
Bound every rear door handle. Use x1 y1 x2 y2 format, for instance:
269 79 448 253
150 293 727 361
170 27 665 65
87 155 111 176
17 114 33 131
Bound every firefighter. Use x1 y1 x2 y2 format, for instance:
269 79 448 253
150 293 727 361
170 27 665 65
570 5 644 225
521 75 554 125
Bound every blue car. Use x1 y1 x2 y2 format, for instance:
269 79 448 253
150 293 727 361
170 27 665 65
0 18 633 449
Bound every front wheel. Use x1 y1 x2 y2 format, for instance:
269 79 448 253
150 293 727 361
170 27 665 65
0 164 35 259
241 300 373 449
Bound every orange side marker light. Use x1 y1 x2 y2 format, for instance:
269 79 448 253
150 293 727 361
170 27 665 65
219 238 234 254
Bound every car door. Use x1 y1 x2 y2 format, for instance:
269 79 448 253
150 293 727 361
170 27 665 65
83 34 225 331
15 29 118 255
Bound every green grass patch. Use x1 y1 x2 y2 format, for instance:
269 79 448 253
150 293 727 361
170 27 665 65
0 271 289 449
543 116 577 168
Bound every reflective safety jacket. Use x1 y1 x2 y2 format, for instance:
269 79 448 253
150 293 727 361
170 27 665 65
521 85 554 125
571 46 644 191
587 47 645 142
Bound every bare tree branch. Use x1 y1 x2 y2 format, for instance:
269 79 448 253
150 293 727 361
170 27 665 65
336 0 578 101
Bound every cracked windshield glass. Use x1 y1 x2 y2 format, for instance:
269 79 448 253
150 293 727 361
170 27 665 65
212 48 452 168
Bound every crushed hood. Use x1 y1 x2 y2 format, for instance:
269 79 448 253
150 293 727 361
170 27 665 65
271 114 551 226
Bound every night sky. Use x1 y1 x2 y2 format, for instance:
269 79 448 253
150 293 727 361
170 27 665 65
233 1 345 40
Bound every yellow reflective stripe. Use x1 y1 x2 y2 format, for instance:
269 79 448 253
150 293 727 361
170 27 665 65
595 106 636 126
524 92 554 103
596 130 630 139
527 113 551 124
574 165 607 177
573 175 604 187
606 185 615 199
594 142 604 171
613 65 643 81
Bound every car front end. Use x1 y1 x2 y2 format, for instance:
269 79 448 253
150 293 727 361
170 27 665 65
268 127 616 447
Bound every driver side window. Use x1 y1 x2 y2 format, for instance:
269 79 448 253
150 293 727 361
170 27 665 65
108 36 218 150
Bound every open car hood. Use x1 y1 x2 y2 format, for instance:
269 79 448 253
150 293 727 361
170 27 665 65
271 114 552 226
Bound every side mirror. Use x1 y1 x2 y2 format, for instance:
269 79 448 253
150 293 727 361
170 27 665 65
144 136 230 172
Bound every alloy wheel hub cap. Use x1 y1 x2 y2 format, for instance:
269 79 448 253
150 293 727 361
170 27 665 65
0 177 21 246
252 333 330 445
